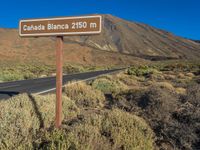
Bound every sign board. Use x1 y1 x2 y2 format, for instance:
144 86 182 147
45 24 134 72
19 15 102 37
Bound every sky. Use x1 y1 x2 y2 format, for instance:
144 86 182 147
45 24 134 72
0 0 199 40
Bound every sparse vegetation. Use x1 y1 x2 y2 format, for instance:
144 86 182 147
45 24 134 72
0 63 112 82
127 65 156 77
33 109 155 150
112 84 200 150
0 61 200 150
109 62 200 150
64 82 105 108
153 81 175 90
0 92 155 150
91 75 128 93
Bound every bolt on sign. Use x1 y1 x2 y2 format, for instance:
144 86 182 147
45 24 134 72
19 15 102 128
19 15 102 37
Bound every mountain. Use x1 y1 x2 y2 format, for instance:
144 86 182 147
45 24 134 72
0 28 146 67
0 14 200 67
193 40 200 44
65 14 200 60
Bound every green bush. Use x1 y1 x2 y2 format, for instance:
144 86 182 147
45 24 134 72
127 66 156 77
92 77 127 93
0 71 24 81
65 82 105 108
34 109 155 150
0 63 103 82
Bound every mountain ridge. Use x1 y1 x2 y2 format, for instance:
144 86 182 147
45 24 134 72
64 14 200 60
0 14 200 65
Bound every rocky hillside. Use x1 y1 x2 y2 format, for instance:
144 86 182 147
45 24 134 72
0 28 146 67
193 40 200 44
65 14 200 60
0 14 200 65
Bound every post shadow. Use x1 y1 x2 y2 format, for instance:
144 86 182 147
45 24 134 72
28 94 44 128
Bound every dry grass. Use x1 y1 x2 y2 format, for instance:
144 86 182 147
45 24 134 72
153 81 175 91
1 62 198 149
64 81 105 108
91 76 128 93
100 109 155 150
185 72 195 78
34 109 155 150
0 93 155 150
0 62 114 82
148 71 165 81
164 74 176 80
0 94 79 149
115 72 140 87
175 87 186 95
177 73 185 78
112 83 200 149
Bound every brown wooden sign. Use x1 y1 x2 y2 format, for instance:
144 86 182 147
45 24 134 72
19 15 102 37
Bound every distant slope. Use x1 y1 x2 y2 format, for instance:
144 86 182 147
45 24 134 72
0 14 200 66
65 14 200 60
193 40 200 44
0 28 146 67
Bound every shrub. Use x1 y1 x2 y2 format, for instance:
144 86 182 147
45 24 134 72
100 109 155 150
113 86 179 119
153 81 175 91
148 72 165 81
0 70 24 81
139 86 179 119
185 84 200 106
127 66 158 77
115 73 139 87
34 109 155 150
64 82 105 108
112 85 200 150
0 63 96 82
164 74 176 80
186 72 195 78
96 74 113 81
159 63 189 72
0 94 79 149
175 87 186 95
63 64 85 73
92 78 128 94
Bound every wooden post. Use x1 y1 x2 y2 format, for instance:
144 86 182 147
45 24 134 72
55 36 63 128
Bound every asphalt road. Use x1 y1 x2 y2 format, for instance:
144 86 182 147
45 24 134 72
0 68 123 100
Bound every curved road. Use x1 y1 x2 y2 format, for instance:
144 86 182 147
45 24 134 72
0 68 123 100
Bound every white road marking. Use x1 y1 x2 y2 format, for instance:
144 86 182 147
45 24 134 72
35 77 94 95
35 70 122 95
35 87 56 95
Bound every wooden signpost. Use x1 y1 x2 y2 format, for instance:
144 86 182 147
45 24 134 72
19 15 102 128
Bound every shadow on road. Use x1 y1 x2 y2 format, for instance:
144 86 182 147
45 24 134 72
28 94 44 128
0 91 19 97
